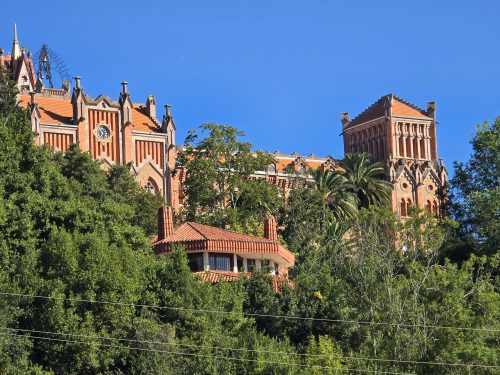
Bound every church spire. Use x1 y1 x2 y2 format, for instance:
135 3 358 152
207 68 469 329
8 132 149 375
12 23 21 60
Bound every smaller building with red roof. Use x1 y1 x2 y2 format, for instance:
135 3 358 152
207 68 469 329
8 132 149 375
153 207 295 287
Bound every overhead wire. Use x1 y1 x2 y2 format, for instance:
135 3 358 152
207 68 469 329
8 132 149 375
0 331 416 375
1 327 498 370
1 291 498 333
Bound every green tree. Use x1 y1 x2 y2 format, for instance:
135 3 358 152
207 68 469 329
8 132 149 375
340 153 391 209
312 168 358 221
303 335 345 375
451 118 500 256
178 123 281 233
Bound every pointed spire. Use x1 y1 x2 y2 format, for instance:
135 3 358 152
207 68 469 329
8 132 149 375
12 23 21 60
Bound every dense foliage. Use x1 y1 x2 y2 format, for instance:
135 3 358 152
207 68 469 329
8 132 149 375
177 123 281 234
0 69 498 374
451 118 500 257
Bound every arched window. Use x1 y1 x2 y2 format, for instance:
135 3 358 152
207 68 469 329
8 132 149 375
426 200 432 213
406 198 412 216
144 178 158 194
298 166 306 176
400 198 407 217
432 200 438 217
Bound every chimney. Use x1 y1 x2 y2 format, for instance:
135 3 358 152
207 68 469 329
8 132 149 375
146 95 156 119
264 216 278 241
341 112 350 130
158 206 175 240
62 81 70 93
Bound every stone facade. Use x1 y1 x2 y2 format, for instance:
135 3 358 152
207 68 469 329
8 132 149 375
2 28 179 203
341 94 447 217
2 28 447 217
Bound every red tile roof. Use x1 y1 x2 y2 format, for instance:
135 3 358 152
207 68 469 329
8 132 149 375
132 105 161 132
153 222 295 265
347 94 431 128
195 271 293 293
18 94 161 132
18 95 73 124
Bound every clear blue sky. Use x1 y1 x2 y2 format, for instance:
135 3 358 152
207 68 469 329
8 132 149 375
2 0 499 171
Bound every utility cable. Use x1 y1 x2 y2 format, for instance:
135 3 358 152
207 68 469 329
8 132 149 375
0 331 415 375
1 291 498 333
1 327 498 370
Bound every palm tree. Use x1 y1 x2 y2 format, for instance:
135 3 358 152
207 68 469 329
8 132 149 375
313 168 358 220
340 153 392 209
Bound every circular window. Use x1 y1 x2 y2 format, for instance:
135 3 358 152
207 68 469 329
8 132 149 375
427 184 434 191
401 182 409 190
95 124 111 142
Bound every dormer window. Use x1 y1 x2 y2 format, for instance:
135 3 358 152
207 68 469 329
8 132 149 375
267 163 276 174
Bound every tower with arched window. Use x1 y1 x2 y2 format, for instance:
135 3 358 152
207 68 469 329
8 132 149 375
341 94 448 218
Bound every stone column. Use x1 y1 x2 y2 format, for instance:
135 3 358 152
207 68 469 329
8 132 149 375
417 133 422 159
233 253 238 273
203 252 209 271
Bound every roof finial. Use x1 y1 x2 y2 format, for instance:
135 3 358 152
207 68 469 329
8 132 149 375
14 23 18 42
74 76 81 89
164 104 172 117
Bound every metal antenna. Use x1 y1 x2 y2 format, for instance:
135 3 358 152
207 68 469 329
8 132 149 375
34 43 70 88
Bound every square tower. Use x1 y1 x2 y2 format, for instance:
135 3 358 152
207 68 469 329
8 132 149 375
341 94 447 217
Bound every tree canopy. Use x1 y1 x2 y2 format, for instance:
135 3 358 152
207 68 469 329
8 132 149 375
0 67 498 374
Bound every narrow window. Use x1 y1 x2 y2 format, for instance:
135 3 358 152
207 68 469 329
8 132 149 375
426 200 432 213
400 198 407 217
432 201 438 217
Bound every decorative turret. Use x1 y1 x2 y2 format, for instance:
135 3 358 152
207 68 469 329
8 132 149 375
427 101 436 120
340 112 350 130
146 95 156 119
71 76 85 123
119 81 133 125
162 104 176 145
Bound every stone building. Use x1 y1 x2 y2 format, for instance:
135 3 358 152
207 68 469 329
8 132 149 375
2 27 179 204
2 27 447 218
341 94 448 217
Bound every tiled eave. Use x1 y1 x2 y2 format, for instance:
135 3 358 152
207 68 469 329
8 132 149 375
195 271 293 293
153 239 295 265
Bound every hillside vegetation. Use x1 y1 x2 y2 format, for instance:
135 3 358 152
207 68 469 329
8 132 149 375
0 68 499 374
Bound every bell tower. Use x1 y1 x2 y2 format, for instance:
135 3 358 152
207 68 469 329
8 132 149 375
341 94 447 217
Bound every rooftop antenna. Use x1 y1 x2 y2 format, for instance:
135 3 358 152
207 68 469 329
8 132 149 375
34 43 70 88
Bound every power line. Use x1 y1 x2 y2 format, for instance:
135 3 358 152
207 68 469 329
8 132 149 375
1 291 498 333
1 327 498 370
0 331 415 375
